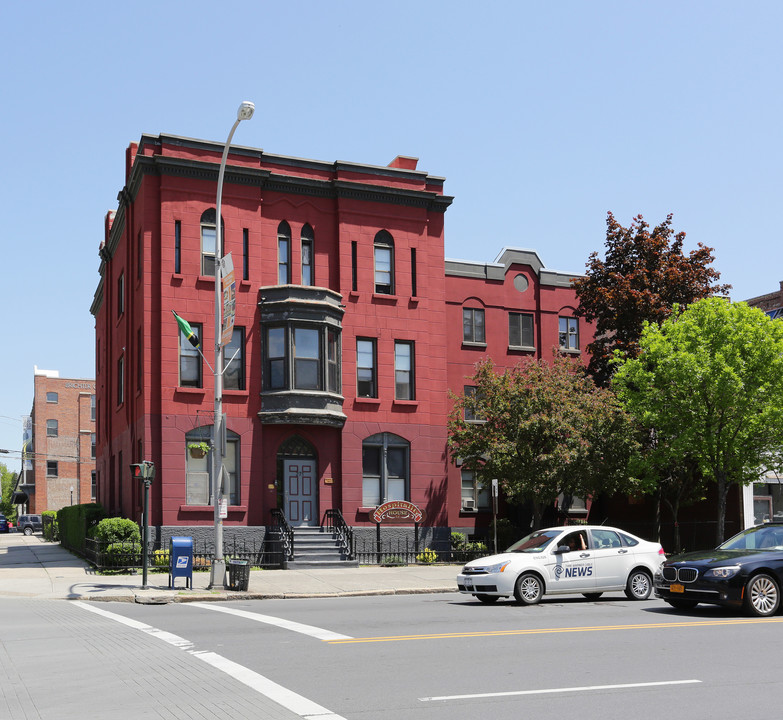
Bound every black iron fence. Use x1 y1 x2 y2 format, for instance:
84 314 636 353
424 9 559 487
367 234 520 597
81 537 287 572
353 537 488 566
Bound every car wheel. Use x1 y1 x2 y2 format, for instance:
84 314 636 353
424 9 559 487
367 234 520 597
625 569 653 600
665 599 699 610
744 573 780 617
514 573 543 605
475 594 500 604
583 593 603 601
23 527 33 536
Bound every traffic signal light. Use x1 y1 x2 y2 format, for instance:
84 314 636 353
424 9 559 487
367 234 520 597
130 461 155 482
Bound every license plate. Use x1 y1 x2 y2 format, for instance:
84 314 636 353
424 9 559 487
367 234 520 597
463 578 473 590
670 583 684 593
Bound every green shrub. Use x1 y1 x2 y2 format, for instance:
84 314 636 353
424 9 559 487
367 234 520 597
93 517 140 545
450 532 467 550
102 541 142 567
381 554 406 567
416 548 437 564
152 549 170 567
42 511 58 541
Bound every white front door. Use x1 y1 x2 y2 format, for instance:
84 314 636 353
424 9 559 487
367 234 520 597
284 458 317 527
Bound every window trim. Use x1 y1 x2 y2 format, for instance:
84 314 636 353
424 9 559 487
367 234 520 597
185 427 241 506
174 220 182 274
117 272 124 317
301 224 314 286
278 221 292 284
179 320 203 388
559 316 580 352
394 340 415 401
462 307 486 345
222 326 246 391
509 311 535 350
362 432 410 507
357 338 378 398
200 209 224 278
373 231 395 295
461 468 490 512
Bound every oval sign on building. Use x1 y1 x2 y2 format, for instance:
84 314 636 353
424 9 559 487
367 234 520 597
371 500 425 524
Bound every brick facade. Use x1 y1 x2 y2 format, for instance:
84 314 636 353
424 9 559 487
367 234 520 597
22 370 96 514
92 134 591 540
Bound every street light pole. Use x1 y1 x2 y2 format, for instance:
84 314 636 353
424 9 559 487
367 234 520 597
208 100 254 589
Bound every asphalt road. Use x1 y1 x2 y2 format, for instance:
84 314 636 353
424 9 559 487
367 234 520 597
8 591 781 719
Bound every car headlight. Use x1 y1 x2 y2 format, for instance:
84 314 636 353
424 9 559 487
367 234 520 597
705 565 741 579
485 561 510 574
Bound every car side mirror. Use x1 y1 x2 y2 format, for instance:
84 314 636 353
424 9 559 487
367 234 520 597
555 545 570 554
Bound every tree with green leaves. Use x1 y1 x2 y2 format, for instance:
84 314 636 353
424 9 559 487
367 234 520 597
613 298 783 544
1 463 17 520
448 355 640 529
573 212 729 386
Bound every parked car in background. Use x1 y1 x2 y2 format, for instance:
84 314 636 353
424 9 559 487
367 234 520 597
17 514 43 536
457 525 666 605
0 514 8 533
655 523 783 617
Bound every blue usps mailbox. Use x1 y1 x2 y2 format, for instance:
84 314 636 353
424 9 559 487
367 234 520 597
169 536 193 589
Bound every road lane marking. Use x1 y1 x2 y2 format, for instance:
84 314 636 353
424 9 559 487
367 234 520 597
188 602 352 641
73 601 346 720
420 679 701 702
328 616 783 644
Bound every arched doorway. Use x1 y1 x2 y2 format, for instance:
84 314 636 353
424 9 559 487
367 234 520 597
278 436 318 527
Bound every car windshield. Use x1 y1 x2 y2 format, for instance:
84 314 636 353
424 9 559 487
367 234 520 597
720 525 783 551
506 530 562 553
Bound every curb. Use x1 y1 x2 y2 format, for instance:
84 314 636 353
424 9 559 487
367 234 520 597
72 586 458 604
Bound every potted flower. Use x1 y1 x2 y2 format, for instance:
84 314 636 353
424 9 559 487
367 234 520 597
188 441 210 459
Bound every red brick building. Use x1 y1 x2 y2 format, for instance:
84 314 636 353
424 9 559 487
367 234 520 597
91 134 592 553
18 368 96 514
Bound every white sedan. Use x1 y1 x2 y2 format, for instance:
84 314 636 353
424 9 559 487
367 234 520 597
457 525 666 605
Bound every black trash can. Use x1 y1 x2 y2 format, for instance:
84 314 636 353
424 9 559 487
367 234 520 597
227 559 250 591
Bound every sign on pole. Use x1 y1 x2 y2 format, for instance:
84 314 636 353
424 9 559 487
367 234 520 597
221 253 236 346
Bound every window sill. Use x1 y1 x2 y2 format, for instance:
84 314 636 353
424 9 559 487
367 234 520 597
171 273 184 283
560 348 581 355
222 388 249 398
371 293 398 304
175 386 206 396
354 397 381 406
179 504 247 514
462 341 487 349
392 399 418 408
196 275 217 287
508 345 536 353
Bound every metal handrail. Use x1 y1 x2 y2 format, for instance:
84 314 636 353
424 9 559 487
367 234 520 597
271 508 294 561
323 508 354 560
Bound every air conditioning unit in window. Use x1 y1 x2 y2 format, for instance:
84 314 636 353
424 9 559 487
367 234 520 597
462 498 476 511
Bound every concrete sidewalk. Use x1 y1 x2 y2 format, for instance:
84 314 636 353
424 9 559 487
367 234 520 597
0 532 460 603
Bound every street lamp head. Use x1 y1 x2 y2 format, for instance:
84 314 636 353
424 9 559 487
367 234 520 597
237 101 255 121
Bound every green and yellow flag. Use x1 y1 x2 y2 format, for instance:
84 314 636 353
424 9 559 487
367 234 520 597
172 311 200 348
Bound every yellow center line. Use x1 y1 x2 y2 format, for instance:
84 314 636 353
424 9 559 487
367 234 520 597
327 617 783 644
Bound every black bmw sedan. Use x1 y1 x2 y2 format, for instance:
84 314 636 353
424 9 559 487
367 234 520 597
655 523 783 617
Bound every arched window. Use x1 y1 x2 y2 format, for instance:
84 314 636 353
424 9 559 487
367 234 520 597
200 209 225 277
301 224 314 286
373 230 394 294
362 433 409 506
278 221 292 284
185 427 241 505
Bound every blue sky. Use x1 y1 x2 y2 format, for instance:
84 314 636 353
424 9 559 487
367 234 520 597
1 1 781 472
